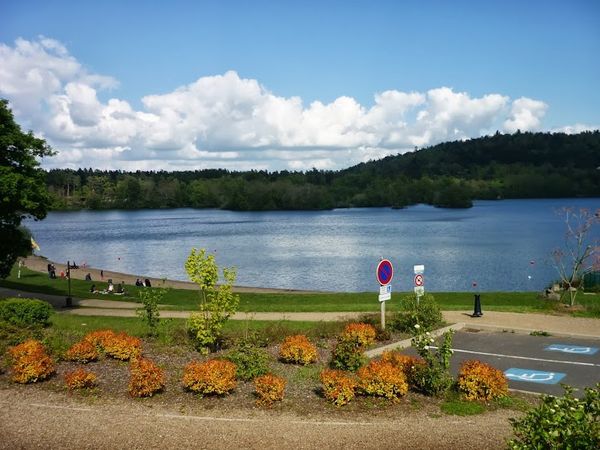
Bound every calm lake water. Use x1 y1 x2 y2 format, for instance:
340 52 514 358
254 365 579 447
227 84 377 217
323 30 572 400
25 199 599 292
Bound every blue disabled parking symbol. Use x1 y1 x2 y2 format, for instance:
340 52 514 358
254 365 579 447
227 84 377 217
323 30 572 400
505 368 566 385
545 344 598 355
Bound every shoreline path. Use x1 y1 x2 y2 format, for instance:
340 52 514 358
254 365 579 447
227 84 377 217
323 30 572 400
22 255 320 294
3 255 599 338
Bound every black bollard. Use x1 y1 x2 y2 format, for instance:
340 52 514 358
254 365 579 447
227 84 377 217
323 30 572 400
472 294 483 317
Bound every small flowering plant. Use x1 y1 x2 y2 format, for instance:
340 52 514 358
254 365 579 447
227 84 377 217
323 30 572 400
410 323 455 396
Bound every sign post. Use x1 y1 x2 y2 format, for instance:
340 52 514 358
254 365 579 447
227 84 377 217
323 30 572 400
413 265 424 304
376 259 394 329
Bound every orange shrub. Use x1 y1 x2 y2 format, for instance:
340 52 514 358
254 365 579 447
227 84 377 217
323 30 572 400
380 351 425 385
8 339 55 384
279 335 318 365
83 329 116 349
182 359 237 396
357 360 408 402
320 369 358 407
65 340 99 363
254 373 286 407
340 323 377 347
103 332 142 361
128 357 165 397
457 360 508 401
64 368 97 390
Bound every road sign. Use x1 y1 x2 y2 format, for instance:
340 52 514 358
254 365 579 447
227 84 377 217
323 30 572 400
504 368 566 385
413 264 424 274
378 292 391 302
414 274 424 287
414 286 424 296
380 285 392 295
376 259 394 285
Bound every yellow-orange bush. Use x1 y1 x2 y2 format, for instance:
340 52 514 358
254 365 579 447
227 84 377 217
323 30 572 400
357 360 408 402
83 329 116 348
182 359 237 396
320 369 358 407
457 360 508 401
128 357 165 397
103 332 142 361
340 323 377 347
65 340 99 363
64 368 97 390
254 373 286 407
380 351 425 385
278 335 317 365
8 339 55 384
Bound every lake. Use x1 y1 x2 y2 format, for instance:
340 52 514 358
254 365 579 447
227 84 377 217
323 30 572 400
24 198 599 292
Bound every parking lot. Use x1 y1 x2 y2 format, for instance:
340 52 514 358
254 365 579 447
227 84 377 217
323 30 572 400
448 330 600 396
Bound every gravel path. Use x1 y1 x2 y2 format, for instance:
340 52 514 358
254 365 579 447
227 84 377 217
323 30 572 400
0 387 516 449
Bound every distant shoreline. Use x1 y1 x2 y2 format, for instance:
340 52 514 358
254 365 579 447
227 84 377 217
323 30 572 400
22 254 319 294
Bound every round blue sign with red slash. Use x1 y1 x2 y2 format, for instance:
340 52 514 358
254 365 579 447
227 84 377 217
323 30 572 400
376 259 394 285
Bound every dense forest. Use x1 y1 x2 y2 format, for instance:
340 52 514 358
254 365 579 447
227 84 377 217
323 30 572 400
46 131 600 211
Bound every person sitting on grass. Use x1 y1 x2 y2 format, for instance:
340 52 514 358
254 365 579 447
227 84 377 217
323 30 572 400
90 284 99 294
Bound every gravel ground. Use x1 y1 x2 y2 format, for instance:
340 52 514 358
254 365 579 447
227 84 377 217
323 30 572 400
0 385 518 450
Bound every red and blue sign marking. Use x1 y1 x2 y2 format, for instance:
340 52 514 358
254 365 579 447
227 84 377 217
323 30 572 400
376 259 394 286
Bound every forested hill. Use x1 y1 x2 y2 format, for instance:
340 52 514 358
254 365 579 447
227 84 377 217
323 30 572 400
46 131 600 211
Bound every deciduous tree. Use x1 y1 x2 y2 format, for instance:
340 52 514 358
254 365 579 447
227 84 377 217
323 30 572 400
0 99 53 278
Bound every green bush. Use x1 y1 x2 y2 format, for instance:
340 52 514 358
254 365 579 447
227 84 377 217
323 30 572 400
0 298 53 327
392 293 443 332
508 383 600 449
224 342 270 381
411 327 454 396
330 340 366 372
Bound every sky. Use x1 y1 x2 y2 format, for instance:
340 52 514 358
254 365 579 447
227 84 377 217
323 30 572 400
1 0 599 172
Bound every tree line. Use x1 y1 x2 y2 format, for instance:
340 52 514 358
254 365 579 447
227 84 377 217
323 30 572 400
46 130 600 211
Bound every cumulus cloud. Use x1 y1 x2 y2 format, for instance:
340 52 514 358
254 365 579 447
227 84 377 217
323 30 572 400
503 97 548 133
0 36 580 172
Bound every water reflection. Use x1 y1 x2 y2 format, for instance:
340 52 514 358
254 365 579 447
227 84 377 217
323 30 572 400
25 199 599 292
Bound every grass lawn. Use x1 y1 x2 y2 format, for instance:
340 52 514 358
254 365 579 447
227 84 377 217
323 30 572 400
2 266 599 317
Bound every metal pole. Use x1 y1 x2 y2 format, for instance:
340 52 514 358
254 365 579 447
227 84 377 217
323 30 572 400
66 261 72 307
380 300 386 330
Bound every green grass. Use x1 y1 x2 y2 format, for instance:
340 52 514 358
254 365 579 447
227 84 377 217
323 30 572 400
2 265 599 317
440 398 486 416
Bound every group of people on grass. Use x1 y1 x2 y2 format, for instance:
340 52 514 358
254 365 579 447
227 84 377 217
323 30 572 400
89 277 152 295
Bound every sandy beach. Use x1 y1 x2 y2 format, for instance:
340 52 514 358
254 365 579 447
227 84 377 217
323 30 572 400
21 254 316 294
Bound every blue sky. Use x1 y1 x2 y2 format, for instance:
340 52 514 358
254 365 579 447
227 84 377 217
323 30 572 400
1 0 598 171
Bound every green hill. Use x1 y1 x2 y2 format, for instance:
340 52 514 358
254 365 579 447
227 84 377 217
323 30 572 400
46 131 600 210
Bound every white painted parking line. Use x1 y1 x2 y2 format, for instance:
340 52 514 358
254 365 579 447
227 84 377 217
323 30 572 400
428 346 600 367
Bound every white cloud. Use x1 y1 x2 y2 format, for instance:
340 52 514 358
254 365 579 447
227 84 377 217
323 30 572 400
503 97 548 133
1 36 590 172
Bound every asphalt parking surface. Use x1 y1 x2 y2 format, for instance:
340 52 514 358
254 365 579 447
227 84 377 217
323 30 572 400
447 330 600 396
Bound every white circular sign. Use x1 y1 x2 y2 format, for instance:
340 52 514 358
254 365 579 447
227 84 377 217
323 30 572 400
414 274 424 287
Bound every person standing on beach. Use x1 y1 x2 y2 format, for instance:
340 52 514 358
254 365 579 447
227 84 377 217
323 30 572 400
101 270 104 279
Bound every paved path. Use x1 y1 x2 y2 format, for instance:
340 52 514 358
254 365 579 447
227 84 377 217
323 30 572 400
3 286 600 338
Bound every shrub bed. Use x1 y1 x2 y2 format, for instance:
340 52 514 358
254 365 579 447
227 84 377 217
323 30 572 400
457 360 508 401
182 359 237 396
103 332 142 361
320 369 358 406
380 351 426 387
254 373 286 407
0 298 53 327
8 339 55 383
279 335 318 365
128 357 165 397
64 340 99 363
64 368 97 390
340 323 377 347
357 360 408 402
224 343 270 381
